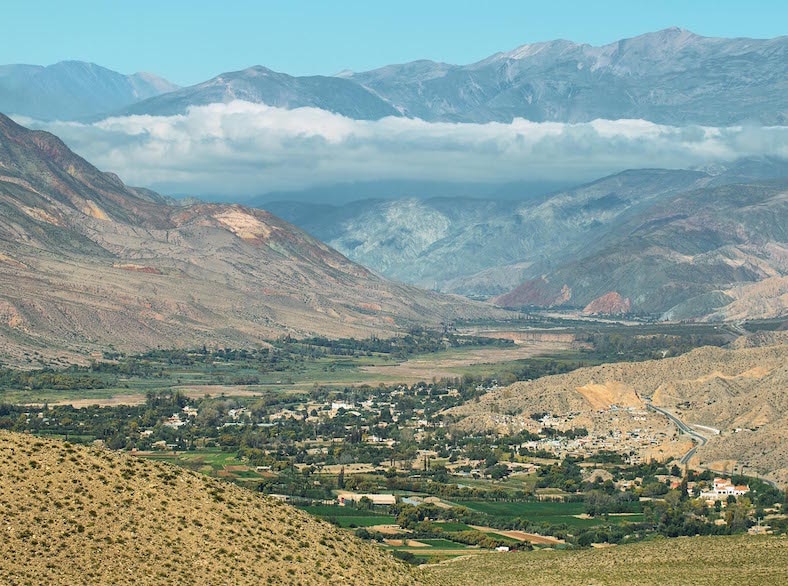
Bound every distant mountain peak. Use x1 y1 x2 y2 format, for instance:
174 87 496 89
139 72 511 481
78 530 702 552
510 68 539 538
0 60 179 120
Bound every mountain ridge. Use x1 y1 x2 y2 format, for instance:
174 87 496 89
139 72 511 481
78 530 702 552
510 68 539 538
0 60 178 121
0 113 504 365
2 28 785 125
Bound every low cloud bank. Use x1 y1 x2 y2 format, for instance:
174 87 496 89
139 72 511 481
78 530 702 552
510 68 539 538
18 101 788 199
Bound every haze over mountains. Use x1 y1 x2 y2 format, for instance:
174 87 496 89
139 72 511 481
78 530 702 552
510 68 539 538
0 61 178 121
0 114 501 365
267 159 788 320
0 27 785 325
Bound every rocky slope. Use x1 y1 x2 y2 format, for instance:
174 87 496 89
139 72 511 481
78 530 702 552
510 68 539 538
495 179 788 319
266 161 787 320
0 431 423 585
447 341 788 485
0 114 504 365
0 61 178 120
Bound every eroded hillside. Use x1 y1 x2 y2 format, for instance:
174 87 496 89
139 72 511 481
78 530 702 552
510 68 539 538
0 114 505 365
448 340 788 485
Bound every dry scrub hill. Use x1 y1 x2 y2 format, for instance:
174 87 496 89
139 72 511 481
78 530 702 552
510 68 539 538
448 342 788 484
424 535 788 586
0 431 424 586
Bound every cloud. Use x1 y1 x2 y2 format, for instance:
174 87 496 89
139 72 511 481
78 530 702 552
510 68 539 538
18 101 788 199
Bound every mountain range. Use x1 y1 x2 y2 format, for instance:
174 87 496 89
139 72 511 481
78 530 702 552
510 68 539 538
0 61 178 121
346 27 787 125
0 114 501 365
265 158 788 320
2 28 785 126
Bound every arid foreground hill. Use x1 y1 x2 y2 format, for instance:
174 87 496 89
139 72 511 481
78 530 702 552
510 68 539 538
425 534 788 586
0 113 503 364
448 339 788 485
0 431 424 585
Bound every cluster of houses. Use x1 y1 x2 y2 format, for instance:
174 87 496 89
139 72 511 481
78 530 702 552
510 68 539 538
513 407 674 463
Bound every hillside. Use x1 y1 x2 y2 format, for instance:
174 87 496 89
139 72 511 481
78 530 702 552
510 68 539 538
265 161 788 320
494 179 788 319
0 113 504 365
0 431 424 585
448 341 788 485
424 535 788 586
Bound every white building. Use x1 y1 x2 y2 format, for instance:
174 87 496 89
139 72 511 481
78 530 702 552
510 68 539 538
699 477 750 501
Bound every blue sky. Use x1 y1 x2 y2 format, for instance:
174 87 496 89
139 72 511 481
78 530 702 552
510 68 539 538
4 0 786 85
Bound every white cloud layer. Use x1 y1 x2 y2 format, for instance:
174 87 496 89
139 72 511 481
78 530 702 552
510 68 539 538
19 101 788 198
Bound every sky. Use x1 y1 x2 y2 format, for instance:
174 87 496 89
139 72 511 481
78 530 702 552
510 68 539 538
3 0 787 85
6 1 787 200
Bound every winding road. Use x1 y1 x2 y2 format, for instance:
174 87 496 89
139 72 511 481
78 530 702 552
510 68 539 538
646 401 778 488
645 402 708 465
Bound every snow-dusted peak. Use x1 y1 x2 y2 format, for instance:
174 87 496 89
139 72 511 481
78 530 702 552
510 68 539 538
503 39 577 60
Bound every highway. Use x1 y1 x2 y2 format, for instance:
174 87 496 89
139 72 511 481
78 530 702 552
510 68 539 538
645 402 708 465
646 402 778 488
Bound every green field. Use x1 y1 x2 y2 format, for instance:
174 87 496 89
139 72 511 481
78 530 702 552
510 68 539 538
333 516 397 528
434 521 474 532
299 505 396 528
417 539 473 550
141 449 267 483
455 500 643 528
300 505 390 517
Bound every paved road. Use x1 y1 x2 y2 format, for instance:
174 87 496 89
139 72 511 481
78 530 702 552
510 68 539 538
646 403 708 465
647 402 779 489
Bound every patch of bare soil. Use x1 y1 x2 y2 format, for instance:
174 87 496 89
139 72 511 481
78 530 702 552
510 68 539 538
360 342 572 381
470 526 564 545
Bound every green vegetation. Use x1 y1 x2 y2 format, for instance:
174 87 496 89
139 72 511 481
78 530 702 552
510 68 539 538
2 323 783 568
